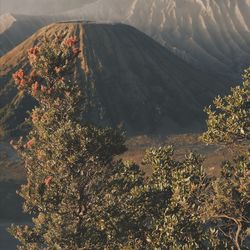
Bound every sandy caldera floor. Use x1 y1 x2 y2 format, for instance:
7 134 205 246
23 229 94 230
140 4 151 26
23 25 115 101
0 133 246 249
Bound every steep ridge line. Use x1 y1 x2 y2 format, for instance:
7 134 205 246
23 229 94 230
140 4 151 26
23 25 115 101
65 0 250 80
0 22 230 137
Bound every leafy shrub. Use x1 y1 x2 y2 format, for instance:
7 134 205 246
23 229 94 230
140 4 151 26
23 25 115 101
9 35 249 250
202 68 250 144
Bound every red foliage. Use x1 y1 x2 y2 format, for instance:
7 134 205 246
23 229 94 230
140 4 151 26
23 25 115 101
44 176 53 186
62 36 78 47
32 82 39 96
28 46 39 62
20 79 27 86
13 69 25 85
27 139 35 149
28 46 39 55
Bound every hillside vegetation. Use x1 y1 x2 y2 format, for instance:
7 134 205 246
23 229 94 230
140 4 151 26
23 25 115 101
5 34 249 249
0 22 230 138
67 0 250 80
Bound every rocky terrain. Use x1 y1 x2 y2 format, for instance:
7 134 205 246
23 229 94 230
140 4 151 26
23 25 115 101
0 22 229 137
0 2 249 249
66 0 250 80
1 1 249 80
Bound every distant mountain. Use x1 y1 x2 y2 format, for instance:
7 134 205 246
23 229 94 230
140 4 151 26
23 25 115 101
1 1 249 80
67 0 250 80
0 13 57 56
0 0 97 56
0 0 96 15
0 22 228 137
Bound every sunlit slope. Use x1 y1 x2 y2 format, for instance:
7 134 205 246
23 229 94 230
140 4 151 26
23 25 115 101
0 22 228 137
68 0 250 80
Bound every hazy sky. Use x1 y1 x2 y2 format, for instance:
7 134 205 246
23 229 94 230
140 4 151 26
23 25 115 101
0 0 96 15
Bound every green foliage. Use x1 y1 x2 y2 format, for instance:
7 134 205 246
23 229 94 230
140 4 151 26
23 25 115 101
202 153 250 250
202 67 250 144
202 67 250 250
75 147 218 249
140 148 214 249
8 33 250 250
9 35 126 250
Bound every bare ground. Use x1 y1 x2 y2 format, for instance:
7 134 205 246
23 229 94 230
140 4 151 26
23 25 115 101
0 133 245 249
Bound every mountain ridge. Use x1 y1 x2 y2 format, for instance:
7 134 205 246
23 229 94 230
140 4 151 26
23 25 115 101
0 13 60 56
1 0 249 80
0 21 229 137
66 0 250 80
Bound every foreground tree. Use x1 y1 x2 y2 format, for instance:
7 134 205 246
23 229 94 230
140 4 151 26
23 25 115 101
202 67 250 144
9 35 126 249
203 154 250 250
9 34 249 249
85 147 219 249
9 34 220 250
202 68 250 250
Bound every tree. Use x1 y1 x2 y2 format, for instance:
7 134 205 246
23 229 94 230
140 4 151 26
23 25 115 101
203 154 250 250
86 147 222 249
202 68 250 250
8 34 220 249
9 33 249 249
138 147 216 249
9 35 126 249
202 67 250 145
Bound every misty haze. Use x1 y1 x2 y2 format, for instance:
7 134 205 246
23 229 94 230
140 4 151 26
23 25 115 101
0 0 249 249
0 0 95 15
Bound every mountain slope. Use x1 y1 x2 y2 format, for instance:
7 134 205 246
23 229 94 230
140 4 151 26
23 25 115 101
0 14 59 56
1 0 249 80
67 0 250 80
0 22 229 137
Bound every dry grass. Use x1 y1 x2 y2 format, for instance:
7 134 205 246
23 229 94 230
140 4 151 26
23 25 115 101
122 133 238 176
0 134 244 181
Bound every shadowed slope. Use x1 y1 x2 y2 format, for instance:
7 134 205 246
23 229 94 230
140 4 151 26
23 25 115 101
0 13 58 56
66 0 250 80
0 22 228 137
